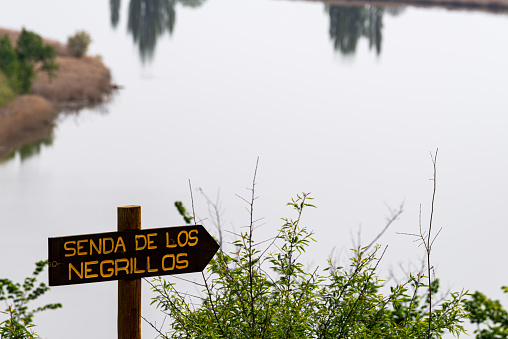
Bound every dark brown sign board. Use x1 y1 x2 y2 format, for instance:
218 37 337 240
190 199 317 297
48 225 219 286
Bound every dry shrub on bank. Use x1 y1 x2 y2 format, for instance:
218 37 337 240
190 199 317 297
0 28 67 56
0 95 54 159
32 56 112 104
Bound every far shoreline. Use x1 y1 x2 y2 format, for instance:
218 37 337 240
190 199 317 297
0 28 118 162
305 0 508 13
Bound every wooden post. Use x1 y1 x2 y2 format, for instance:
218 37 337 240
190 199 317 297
118 206 142 339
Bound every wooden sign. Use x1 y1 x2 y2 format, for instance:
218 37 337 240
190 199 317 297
48 224 220 286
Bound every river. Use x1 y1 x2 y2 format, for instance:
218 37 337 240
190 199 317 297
1 0 507 337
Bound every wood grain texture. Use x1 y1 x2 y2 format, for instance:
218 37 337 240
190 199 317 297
118 206 141 232
118 205 141 339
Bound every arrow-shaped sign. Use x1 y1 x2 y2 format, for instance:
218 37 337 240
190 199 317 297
48 225 219 286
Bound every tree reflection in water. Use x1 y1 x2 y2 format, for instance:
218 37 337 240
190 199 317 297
16 134 54 162
0 132 54 164
327 5 383 56
109 0 207 62
128 0 176 62
110 0 121 28
111 1 398 60
178 0 207 7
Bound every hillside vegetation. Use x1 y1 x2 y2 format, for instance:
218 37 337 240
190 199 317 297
0 28 114 161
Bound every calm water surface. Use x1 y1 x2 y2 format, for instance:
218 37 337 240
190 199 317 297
1 0 507 337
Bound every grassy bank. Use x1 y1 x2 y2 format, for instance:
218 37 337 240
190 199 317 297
0 96 53 160
33 56 113 107
0 28 114 161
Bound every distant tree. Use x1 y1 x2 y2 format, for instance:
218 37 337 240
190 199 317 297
0 36 19 79
15 28 58 93
0 71 16 107
0 29 58 95
0 35 20 94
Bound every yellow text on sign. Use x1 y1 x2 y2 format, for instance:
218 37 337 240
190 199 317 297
64 237 126 257
67 254 188 281
135 233 158 250
166 229 198 248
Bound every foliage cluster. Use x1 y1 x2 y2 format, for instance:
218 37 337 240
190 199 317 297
3 160 508 338
66 31 92 58
150 189 468 339
174 201 194 224
0 70 16 107
464 288 508 338
0 260 62 339
0 28 57 101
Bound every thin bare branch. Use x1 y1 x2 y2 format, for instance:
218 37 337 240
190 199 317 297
430 227 443 250
189 179 197 225
199 187 225 247
201 271 224 335
169 275 206 287
224 229 242 237
424 148 438 338
142 315 167 339
235 194 251 205
365 202 404 251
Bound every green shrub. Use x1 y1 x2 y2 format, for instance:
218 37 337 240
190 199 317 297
150 192 468 339
0 70 16 107
0 35 21 95
0 261 62 338
67 31 92 58
16 28 57 94
0 35 19 80
464 287 508 338
0 29 58 95
0 306 37 339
